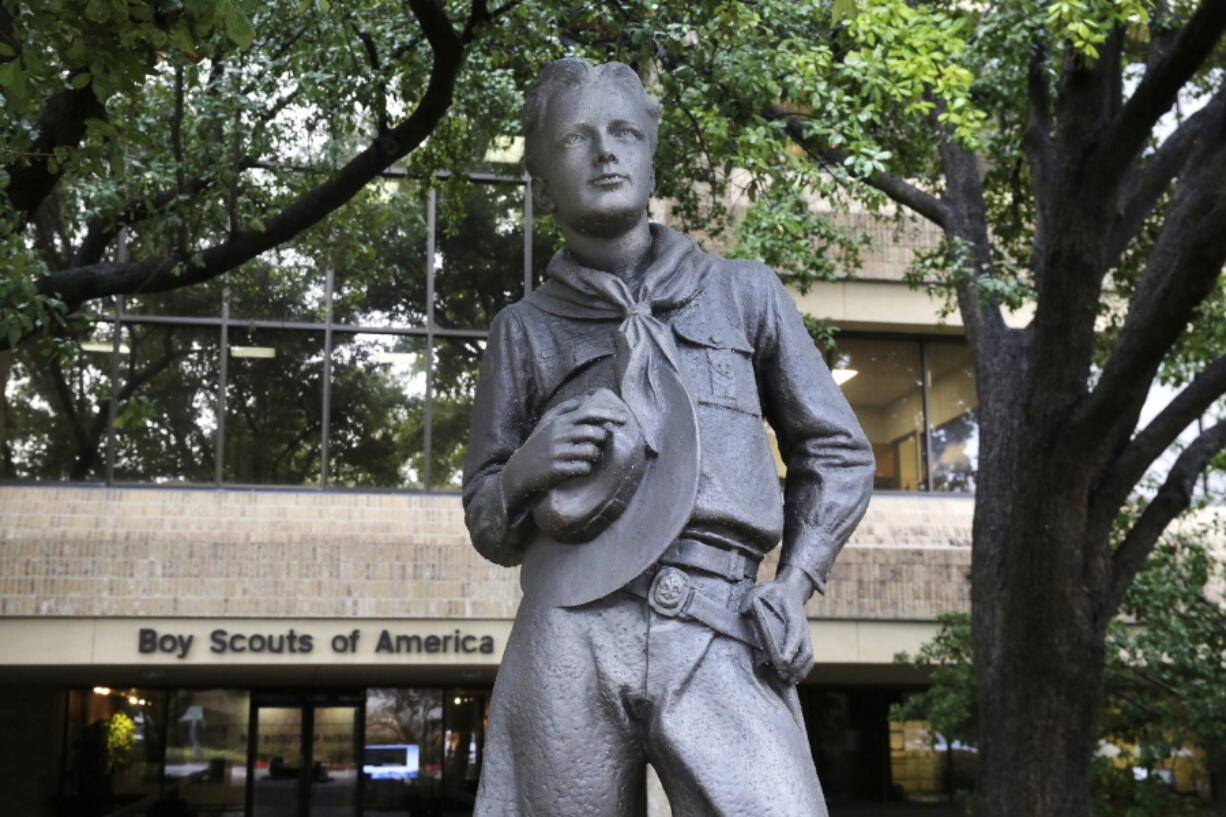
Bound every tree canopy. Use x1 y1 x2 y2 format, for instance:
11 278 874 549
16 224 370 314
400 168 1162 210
1 0 555 343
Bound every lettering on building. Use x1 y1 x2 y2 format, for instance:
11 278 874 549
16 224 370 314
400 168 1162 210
136 627 495 659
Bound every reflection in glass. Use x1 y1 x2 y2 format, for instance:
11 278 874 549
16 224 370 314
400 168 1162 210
832 338 926 491
61 687 166 816
226 254 328 323
889 720 947 802
365 689 444 817
925 342 979 493
224 328 323 485
430 338 485 490
329 334 427 489
112 324 219 484
312 707 360 817
434 183 526 331
1 321 114 481
442 690 488 815
332 186 429 328
253 707 303 817
126 278 224 317
165 689 249 815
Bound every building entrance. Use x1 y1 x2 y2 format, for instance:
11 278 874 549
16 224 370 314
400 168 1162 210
248 693 364 817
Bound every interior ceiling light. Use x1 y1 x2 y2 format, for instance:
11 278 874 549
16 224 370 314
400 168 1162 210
230 345 276 358
373 351 417 365
483 135 524 164
93 686 111 695
81 342 131 354
832 369 859 385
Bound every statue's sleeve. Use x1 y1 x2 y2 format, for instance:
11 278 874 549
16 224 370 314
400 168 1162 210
751 266 875 593
461 307 536 566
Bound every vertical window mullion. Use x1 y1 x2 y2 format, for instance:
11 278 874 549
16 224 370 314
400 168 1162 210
216 294 229 487
321 266 335 489
423 188 437 490
523 175 534 295
920 340 934 492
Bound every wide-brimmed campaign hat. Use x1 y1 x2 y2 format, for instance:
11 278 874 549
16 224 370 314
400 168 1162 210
519 377 700 608
531 388 648 544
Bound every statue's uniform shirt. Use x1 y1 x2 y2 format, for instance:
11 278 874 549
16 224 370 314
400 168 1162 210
461 224 873 817
463 224 874 593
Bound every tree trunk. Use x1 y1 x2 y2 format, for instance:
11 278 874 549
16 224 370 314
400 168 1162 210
970 393 1109 817
1209 753 1226 813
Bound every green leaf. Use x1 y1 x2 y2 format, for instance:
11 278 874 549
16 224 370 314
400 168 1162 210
832 0 859 24
70 72 92 89
85 0 111 23
221 1 256 48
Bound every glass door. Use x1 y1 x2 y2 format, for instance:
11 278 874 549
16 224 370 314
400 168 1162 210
311 706 360 817
252 707 305 817
249 703 361 817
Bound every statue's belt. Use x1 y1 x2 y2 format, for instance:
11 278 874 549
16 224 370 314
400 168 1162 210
623 539 762 650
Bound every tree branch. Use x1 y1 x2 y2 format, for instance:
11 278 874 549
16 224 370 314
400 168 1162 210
763 104 951 229
1090 0 1226 189
938 138 1013 362
1021 37 1054 205
1108 85 1226 262
6 84 106 227
350 21 390 134
33 0 467 311
70 159 260 268
1092 353 1226 523
1071 136 1226 448
1108 419 1226 615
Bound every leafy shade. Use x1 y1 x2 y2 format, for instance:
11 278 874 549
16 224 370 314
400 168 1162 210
1 0 558 348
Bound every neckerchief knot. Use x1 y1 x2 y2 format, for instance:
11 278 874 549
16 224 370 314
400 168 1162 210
525 224 712 455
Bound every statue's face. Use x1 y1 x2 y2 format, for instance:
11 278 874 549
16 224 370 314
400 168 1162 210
535 81 654 238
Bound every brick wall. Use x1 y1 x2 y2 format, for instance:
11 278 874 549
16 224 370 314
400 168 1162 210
0 485 971 621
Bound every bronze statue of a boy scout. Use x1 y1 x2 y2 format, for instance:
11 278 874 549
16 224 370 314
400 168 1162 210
462 58 874 817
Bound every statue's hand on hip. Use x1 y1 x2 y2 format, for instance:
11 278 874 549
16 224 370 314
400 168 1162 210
501 395 628 508
741 565 817 685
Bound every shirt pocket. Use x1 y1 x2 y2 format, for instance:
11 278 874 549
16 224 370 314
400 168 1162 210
671 320 761 418
535 332 617 409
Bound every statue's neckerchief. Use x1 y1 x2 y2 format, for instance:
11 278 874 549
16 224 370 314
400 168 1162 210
526 223 712 454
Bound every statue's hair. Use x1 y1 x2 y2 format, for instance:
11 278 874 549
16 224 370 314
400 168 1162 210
522 58 661 178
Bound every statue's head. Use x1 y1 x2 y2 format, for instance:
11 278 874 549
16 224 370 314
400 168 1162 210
522 58 661 238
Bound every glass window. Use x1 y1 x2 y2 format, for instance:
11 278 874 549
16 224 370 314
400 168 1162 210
332 187 430 329
226 254 328 323
832 338 926 491
125 279 224 317
164 689 250 814
1 321 114 482
365 688 444 817
442 690 488 815
434 183 527 331
329 333 427 490
429 337 485 490
528 197 562 292
223 328 324 485
925 342 979 493
888 720 948 803
111 324 220 484
61 687 166 816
